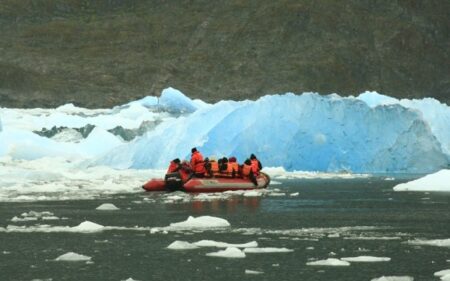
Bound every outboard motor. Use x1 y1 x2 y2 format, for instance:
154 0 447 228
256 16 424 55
164 172 183 191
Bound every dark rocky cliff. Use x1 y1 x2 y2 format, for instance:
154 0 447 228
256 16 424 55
0 0 448 108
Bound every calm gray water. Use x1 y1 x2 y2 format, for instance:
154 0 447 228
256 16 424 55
1 177 449 281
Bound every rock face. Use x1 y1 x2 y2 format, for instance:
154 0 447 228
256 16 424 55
0 1 448 108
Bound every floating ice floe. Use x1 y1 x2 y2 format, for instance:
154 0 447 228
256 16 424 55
206 247 246 258
167 241 199 250
290 192 299 197
169 216 230 229
193 240 257 248
243 247 293 253
435 269 450 277
122 278 141 281
245 270 264 274
340 256 391 262
394 169 450 192
96 203 120 210
70 221 105 233
370 276 414 281
11 211 61 222
306 258 350 266
406 238 450 247
0 156 163 202
55 252 91 262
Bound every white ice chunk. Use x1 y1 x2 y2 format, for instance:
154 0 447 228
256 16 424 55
243 190 262 197
370 277 414 281
340 256 391 262
70 221 104 233
434 269 450 277
306 258 350 266
193 240 257 248
206 247 246 258
394 170 450 192
55 252 91 262
407 238 450 247
169 216 230 229
245 270 264 274
243 247 294 253
167 241 199 250
96 203 120 211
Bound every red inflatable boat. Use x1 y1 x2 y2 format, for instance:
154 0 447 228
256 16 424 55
142 172 270 193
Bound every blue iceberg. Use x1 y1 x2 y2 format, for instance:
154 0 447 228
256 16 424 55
97 89 450 173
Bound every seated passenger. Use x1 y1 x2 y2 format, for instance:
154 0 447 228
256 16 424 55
250 154 262 176
209 157 220 177
190 147 206 177
166 158 181 174
242 159 257 186
228 156 239 178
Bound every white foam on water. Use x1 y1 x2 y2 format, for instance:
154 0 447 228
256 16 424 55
206 247 246 258
344 236 402 240
55 252 91 262
96 203 120 211
306 258 350 266
263 167 370 180
243 247 293 253
122 278 141 281
340 256 391 262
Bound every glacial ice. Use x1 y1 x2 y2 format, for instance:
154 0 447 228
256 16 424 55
393 169 450 192
1 88 450 174
97 90 449 173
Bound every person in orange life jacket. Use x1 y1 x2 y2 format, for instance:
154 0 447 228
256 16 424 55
242 159 258 186
209 157 220 177
190 147 206 177
250 154 262 176
228 156 239 178
167 158 181 174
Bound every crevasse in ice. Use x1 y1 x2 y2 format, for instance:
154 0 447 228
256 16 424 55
96 89 449 173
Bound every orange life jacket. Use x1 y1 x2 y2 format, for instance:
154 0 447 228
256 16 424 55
166 161 180 174
210 161 219 173
226 162 239 177
242 164 252 178
191 151 206 174
251 159 260 175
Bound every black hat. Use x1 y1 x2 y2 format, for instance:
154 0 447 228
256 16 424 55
244 159 251 165
191 147 197 153
250 154 256 160
173 158 180 163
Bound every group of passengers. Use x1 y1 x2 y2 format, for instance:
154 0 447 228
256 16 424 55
167 147 262 185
